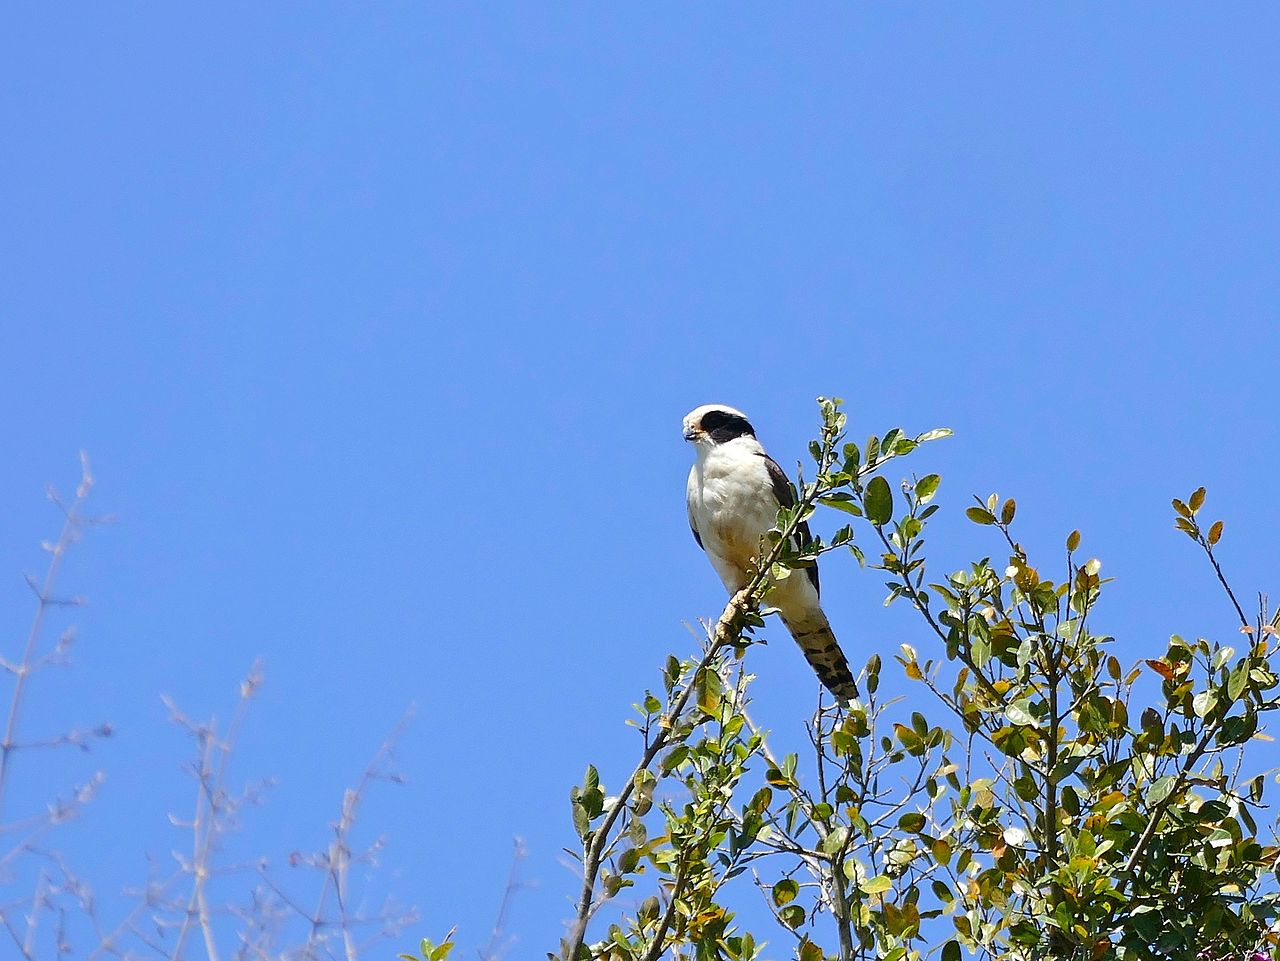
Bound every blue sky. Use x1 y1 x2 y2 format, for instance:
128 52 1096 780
1 5 1278 957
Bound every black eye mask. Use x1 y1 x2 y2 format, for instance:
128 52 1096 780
701 410 755 444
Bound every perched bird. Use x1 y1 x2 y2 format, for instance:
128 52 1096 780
683 404 858 701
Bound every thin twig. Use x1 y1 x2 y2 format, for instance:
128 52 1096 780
1202 539 1251 631
0 455 95 819
480 837 528 961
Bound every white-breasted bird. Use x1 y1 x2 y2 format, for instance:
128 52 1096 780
683 404 858 701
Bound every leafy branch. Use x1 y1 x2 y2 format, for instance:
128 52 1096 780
537 399 1277 961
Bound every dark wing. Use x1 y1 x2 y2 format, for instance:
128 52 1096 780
686 511 706 547
760 454 820 595
687 500 704 550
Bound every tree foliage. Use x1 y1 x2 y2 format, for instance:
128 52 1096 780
542 399 1280 961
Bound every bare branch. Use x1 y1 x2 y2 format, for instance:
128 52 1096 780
479 837 528 961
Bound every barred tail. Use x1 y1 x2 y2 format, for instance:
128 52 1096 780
781 608 859 701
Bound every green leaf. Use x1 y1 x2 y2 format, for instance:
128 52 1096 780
820 494 863 517
865 476 893 525
772 879 799 906
572 801 590 840
1000 498 1016 524
618 847 640 874
942 941 961 961
1005 700 1037 727
915 473 941 503
779 904 806 929
898 811 926 832
893 723 923 753
664 655 683 689
820 825 849 856
860 874 892 895
1061 785 1080 816
697 669 723 715
915 427 953 443
1248 773 1265 802
1228 662 1249 701
661 745 689 774
1192 690 1218 718
965 506 996 525
1147 775 1176 807
1067 529 1081 552
1208 519 1223 545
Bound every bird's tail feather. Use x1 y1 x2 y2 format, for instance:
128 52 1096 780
780 609 859 701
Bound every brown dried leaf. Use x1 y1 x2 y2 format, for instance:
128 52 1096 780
1145 659 1176 681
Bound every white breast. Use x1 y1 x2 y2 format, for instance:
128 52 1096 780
687 438 780 592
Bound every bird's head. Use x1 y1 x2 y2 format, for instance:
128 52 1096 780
682 404 756 448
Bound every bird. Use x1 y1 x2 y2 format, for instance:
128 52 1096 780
683 403 858 701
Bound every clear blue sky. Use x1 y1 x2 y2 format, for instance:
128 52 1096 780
2 5 1277 957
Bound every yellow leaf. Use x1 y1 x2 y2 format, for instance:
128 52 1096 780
1189 486 1206 513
